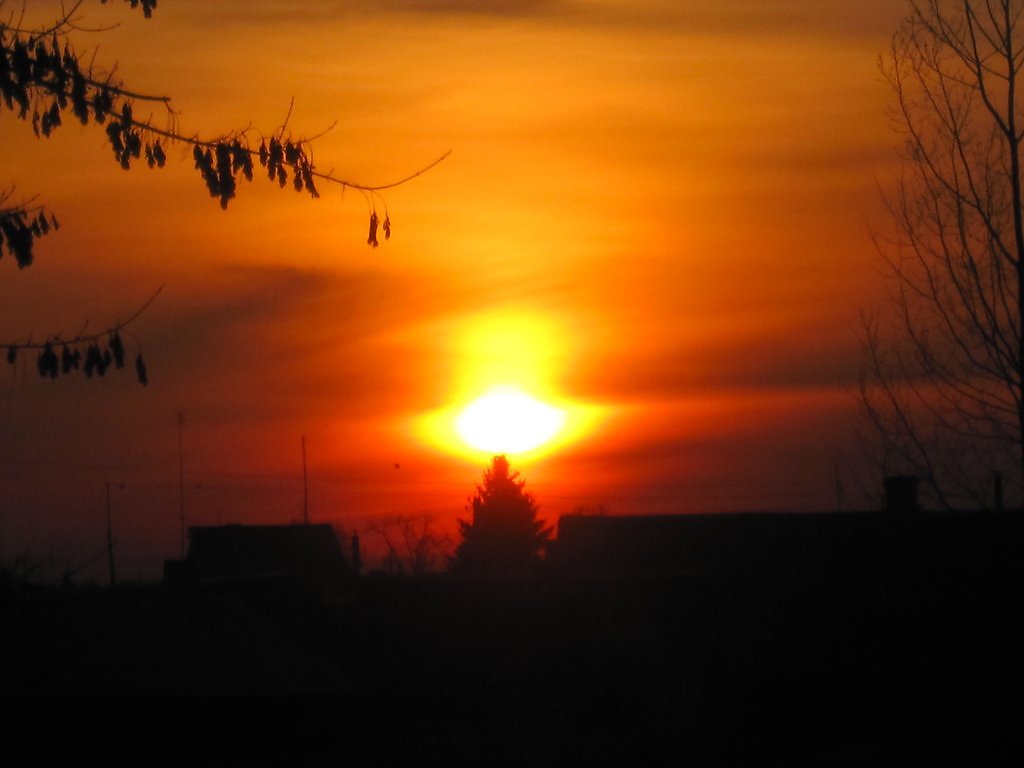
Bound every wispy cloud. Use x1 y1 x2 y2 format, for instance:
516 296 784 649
184 0 566 24
371 0 564 18
185 0 902 40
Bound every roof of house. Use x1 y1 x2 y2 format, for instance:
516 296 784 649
184 523 352 595
547 510 1024 578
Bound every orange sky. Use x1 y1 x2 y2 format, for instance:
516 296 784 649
1 0 908 580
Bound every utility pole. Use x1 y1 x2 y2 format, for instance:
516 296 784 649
302 435 309 525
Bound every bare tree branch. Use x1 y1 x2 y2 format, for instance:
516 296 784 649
3 1 446 383
366 514 453 576
1 0 448 268
862 1 1024 508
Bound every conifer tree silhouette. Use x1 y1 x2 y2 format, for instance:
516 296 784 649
451 456 552 575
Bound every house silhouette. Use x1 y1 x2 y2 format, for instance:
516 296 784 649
166 523 353 601
547 477 1023 580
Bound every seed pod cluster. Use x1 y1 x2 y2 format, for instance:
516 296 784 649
0 206 59 269
3 31 120 131
3 7 397 270
6 330 147 385
100 1 158 19
193 141 255 209
258 137 319 199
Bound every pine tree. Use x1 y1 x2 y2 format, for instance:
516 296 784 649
451 455 552 575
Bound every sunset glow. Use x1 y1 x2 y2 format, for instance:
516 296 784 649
413 310 601 459
1 0 911 582
4 5 1012 756
419 388 597 462
455 387 567 454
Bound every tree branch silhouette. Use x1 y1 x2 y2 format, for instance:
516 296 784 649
4 285 163 384
3 1 447 382
861 0 1024 508
366 514 452 576
1 1 448 265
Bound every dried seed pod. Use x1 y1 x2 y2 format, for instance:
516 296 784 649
109 331 125 369
135 353 148 386
367 212 379 248
84 344 102 378
37 343 58 379
61 345 76 374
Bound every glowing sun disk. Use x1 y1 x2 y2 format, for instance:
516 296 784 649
455 388 567 454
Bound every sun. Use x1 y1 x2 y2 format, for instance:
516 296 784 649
415 311 601 459
455 387 567 454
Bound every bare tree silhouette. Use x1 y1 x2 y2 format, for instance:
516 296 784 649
366 514 453 576
861 0 1024 508
1 0 447 381
450 456 552 575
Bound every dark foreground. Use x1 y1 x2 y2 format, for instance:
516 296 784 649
3 518 1022 765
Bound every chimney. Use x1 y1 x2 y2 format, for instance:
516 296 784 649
883 475 919 513
351 532 361 577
